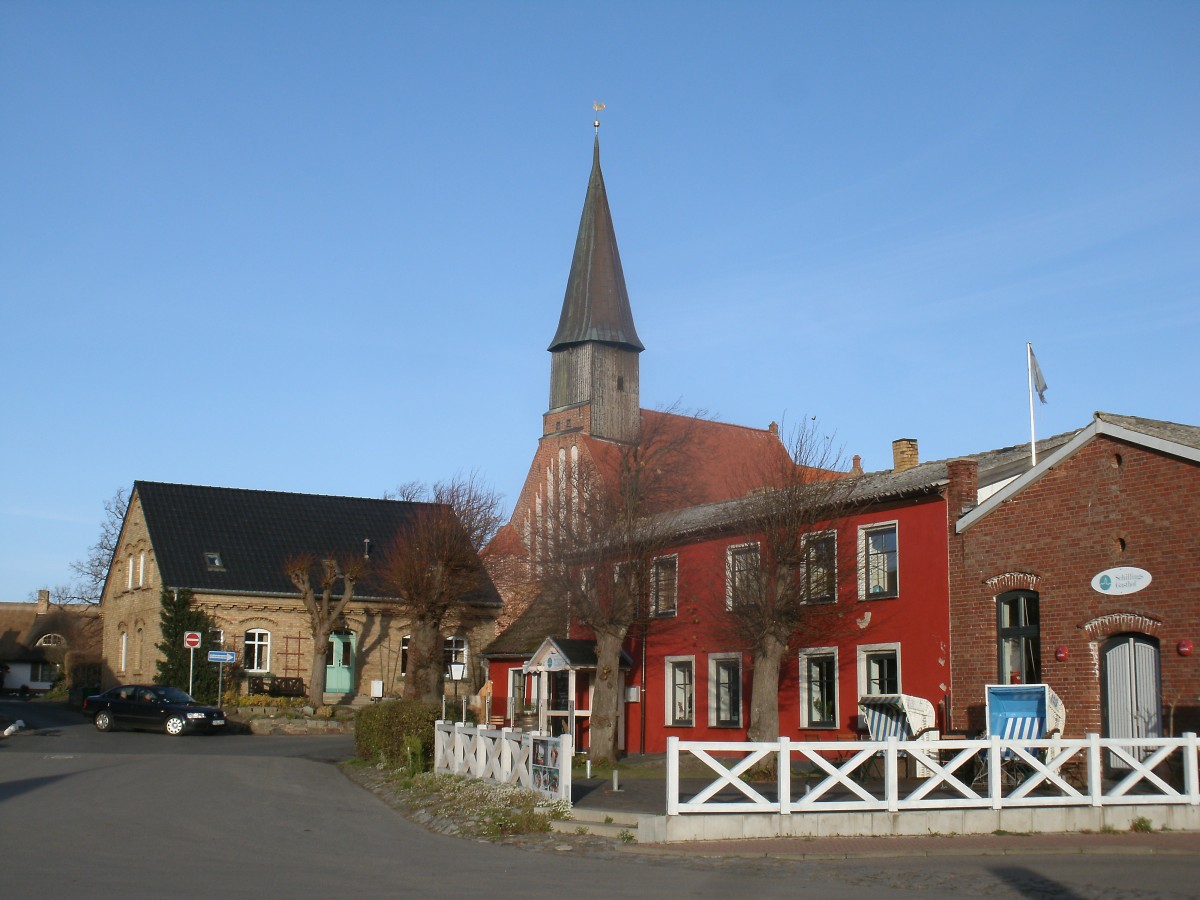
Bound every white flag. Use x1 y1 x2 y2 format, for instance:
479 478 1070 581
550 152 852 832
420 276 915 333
1030 346 1048 404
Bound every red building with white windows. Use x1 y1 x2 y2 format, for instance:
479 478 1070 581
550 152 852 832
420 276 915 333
483 134 1200 757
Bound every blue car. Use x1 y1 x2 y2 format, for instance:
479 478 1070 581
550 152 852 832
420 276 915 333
83 684 226 735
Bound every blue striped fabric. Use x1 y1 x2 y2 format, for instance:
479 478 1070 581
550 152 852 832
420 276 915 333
860 695 912 741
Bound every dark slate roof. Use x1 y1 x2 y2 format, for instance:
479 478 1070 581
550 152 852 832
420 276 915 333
1096 412 1200 451
549 638 634 670
547 136 644 353
134 481 501 605
649 428 1084 540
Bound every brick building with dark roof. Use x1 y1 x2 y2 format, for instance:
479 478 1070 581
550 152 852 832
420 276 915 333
100 482 500 701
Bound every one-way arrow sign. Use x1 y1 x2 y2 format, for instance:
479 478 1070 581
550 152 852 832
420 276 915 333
208 650 237 663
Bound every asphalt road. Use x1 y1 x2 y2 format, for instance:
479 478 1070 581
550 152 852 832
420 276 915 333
2 699 1194 899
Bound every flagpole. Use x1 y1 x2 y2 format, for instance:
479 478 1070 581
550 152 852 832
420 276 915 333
1027 342 1037 466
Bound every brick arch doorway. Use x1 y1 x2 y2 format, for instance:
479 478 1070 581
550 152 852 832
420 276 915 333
1100 633 1161 768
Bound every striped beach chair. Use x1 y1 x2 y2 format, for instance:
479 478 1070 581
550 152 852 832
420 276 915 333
857 694 939 777
985 684 1067 783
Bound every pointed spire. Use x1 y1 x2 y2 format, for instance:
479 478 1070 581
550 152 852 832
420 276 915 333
548 135 644 353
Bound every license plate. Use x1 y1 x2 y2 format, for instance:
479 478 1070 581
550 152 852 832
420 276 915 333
213 719 225 726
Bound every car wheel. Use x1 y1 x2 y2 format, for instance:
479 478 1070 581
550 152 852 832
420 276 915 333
165 716 185 736
94 710 114 732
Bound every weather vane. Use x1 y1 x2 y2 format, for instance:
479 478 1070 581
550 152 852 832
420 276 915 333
593 100 605 132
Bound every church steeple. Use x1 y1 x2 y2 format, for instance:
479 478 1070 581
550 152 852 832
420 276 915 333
546 133 642 443
549 136 644 353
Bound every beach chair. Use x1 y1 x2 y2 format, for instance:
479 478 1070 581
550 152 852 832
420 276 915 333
857 694 939 777
984 684 1067 784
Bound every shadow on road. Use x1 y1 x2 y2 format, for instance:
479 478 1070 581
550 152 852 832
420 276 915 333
988 865 1088 899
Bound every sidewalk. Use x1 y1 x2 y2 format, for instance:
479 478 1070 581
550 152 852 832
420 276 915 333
569 774 1200 858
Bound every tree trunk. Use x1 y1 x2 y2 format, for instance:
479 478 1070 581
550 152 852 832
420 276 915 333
308 627 330 706
403 619 443 703
747 634 788 743
587 628 627 765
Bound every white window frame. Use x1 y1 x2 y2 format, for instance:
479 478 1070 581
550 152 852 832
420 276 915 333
708 652 743 728
138 551 146 587
126 555 134 590
725 542 760 610
400 634 410 677
798 646 839 729
856 642 901 698
664 655 695 727
118 629 128 672
35 633 65 647
858 521 899 600
244 628 271 673
444 635 468 673
800 530 837 604
651 554 679 617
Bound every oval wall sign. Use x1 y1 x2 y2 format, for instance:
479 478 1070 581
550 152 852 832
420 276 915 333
1091 566 1152 595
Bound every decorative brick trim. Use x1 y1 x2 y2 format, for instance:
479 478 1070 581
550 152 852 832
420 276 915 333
1081 612 1164 640
984 572 1041 593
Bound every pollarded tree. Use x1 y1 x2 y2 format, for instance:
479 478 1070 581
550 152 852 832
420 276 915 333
285 553 368 706
540 409 702 765
377 474 503 703
726 418 862 742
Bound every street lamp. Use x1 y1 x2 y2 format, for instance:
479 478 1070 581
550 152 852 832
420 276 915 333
448 661 466 722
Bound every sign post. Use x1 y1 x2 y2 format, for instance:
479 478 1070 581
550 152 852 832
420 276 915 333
184 631 202 696
208 650 236 705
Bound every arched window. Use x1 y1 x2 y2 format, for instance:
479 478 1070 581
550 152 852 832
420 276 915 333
119 630 128 672
244 629 271 673
35 633 65 647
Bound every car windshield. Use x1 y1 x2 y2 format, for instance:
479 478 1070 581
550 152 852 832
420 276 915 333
155 687 195 704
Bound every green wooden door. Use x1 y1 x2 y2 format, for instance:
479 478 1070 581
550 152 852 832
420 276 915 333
326 632 355 694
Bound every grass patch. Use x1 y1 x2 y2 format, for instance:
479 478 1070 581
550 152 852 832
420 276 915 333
1130 816 1154 834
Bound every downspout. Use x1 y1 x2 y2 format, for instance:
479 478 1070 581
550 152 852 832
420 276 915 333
639 618 647 755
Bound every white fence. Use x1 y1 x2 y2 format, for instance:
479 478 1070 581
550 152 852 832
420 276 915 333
433 722 572 802
667 733 1200 816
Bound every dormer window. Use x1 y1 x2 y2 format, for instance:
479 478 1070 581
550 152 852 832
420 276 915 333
36 633 65 647
205 552 225 572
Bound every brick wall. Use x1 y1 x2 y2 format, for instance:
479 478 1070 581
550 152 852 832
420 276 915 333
948 434 1200 736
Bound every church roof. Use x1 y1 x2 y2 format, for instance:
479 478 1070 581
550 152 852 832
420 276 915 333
548 136 644 353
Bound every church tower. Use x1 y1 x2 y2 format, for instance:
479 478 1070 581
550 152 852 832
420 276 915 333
544 134 643 444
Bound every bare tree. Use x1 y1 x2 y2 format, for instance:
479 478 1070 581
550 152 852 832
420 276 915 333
285 553 368 706
541 409 702 765
726 418 862 742
53 487 129 604
376 474 503 703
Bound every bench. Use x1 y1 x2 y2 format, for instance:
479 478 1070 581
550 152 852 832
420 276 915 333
246 676 306 698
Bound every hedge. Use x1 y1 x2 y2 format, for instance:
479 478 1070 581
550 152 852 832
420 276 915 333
355 699 442 769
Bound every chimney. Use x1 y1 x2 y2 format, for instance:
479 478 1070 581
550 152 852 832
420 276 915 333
946 458 979 519
768 421 778 437
892 438 919 472
37 589 50 615
850 454 864 476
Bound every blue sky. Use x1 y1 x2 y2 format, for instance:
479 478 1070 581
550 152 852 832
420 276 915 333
2 2 1197 601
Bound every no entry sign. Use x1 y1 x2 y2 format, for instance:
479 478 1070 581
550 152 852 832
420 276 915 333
184 631 202 649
